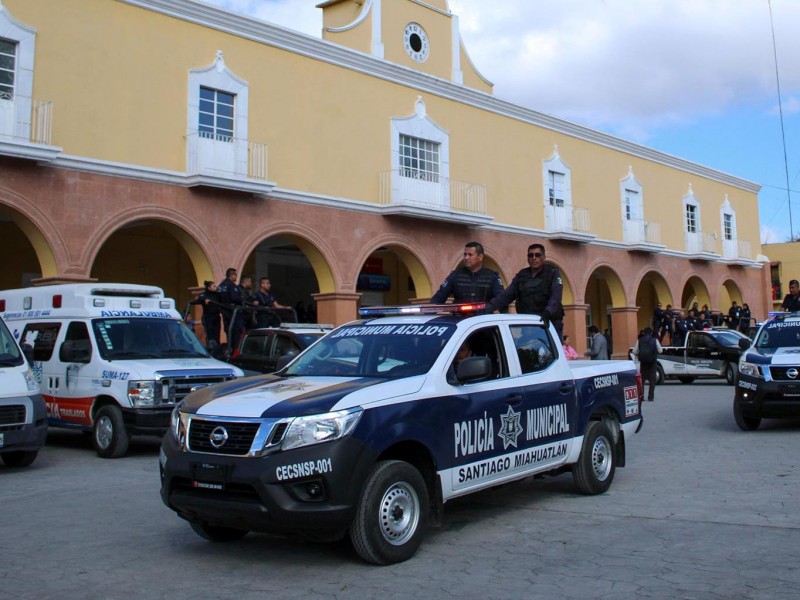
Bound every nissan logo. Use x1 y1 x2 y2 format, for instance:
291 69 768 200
788 368 799 380
209 426 229 448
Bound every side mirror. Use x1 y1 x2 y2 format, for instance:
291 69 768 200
738 338 751 350
456 356 492 382
59 339 92 364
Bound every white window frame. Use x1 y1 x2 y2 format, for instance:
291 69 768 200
620 167 645 243
683 186 703 254
398 133 440 182
0 4 36 140
720 196 738 258
542 147 572 230
685 203 698 233
198 86 235 142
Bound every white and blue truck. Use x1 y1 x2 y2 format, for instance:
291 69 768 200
160 303 643 564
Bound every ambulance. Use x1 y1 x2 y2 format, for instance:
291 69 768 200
0 313 46 467
0 284 243 458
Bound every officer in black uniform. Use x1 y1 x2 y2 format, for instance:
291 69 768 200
782 279 800 312
195 280 222 353
431 241 503 304
217 267 244 352
672 310 688 346
739 302 752 335
685 309 700 332
483 242 565 339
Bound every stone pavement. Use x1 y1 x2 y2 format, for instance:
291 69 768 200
2 381 800 599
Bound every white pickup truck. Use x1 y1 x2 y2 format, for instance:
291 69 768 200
160 303 643 564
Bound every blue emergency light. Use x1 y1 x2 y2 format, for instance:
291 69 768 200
358 302 486 317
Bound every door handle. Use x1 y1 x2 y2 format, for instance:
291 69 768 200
559 382 574 394
506 393 523 407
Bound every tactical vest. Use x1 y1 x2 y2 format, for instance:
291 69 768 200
514 265 563 316
452 267 498 302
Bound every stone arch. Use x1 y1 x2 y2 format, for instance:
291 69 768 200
81 207 216 285
351 234 435 300
634 268 674 332
236 223 339 295
582 260 627 307
719 278 743 311
0 188 63 281
680 275 711 311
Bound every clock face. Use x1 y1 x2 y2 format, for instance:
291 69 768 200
404 23 429 63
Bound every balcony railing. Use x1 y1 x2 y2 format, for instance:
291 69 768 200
185 132 268 180
379 170 489 220
686 231 718 256
0 95 59 161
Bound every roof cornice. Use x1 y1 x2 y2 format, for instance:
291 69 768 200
119 0 759 193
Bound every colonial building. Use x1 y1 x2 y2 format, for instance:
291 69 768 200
0 0 770 355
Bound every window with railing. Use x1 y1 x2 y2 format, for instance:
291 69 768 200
0 39 15 100
685 204 697 233
723 213 733 240
199 87 234 142
399 134 439 182
548 171 565 207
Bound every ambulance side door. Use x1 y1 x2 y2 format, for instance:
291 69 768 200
19 321 62 418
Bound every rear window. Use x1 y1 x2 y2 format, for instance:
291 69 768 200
21 322 61 362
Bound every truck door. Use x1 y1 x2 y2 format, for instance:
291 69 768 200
19 322 62 420
55 321 95 427
687 331 723 375
508 324 575 469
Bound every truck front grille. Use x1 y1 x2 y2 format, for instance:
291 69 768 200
0 404 25 427
154 370 237 405
188 419 261 455
769 366 800 381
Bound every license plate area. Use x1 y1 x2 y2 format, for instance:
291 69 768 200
191 462 230 490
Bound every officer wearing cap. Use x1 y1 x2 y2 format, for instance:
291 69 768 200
431 241 503 304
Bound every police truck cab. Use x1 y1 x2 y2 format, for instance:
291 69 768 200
0 284 242 458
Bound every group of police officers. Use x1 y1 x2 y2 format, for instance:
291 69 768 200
651 300 753 346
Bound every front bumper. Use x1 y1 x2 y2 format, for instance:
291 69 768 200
0 394 48 454
122 406 173 435
734 375 800 418
159 432 377 535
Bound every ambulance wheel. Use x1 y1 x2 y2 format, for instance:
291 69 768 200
725 362 736 385
93 405 129 459
734 401 761 431
350 460 428 565
573 420 616 495
189 521 249 542
655 364 665 385
678 376 696 384
1 450 38 467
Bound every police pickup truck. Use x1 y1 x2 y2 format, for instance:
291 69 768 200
651 328 747 385
734 311 800 430
160 304 642 564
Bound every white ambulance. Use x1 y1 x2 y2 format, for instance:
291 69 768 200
0 284 243 458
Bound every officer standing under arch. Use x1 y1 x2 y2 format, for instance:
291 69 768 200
431 241 503 304
483 242 565 339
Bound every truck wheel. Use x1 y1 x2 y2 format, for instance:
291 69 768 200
189 521 249 542
655 364 665 385
93 405 129 459
734 401 761 431
350 460 428 565
1 450 38 467
725 363 736 385
678 376 696 384
573 421 616 495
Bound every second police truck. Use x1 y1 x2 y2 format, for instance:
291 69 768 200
0 284 242 458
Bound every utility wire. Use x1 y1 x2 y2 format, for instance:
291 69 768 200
768 0 794 240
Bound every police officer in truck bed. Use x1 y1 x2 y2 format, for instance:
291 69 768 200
431 241 503 305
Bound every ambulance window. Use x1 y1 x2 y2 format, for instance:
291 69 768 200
65 321 90 343
21 323 61 361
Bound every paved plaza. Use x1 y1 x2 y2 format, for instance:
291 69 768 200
2 381 800 599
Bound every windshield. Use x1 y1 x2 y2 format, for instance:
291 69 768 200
296 333 326 347
0 318 23 367
92 318 210 360
755 321 800 350
284 322 455 378
713 330 747 346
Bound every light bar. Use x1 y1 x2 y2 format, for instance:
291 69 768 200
358 303 486 317
768 311 800 318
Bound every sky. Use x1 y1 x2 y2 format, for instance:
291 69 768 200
201 0 800 246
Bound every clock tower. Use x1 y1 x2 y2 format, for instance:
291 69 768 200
317 0 493 93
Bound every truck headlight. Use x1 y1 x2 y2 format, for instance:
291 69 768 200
739 362 763 378
128 380 156 407
171 405 188 447
281 407 363 451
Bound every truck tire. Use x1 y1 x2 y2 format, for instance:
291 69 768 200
1 450 38 467
725 362 736 385
350 460 428 565
655 364 665 385
734 401 761 431
93 405 129 459
573 421 616 495
189 521 249 542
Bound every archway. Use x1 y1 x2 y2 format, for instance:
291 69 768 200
242 234 332 321
681 276 711 313
90 220 209 310
585 266 626 329
634 271 673 332
0 206 57 288
357 245 431 307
